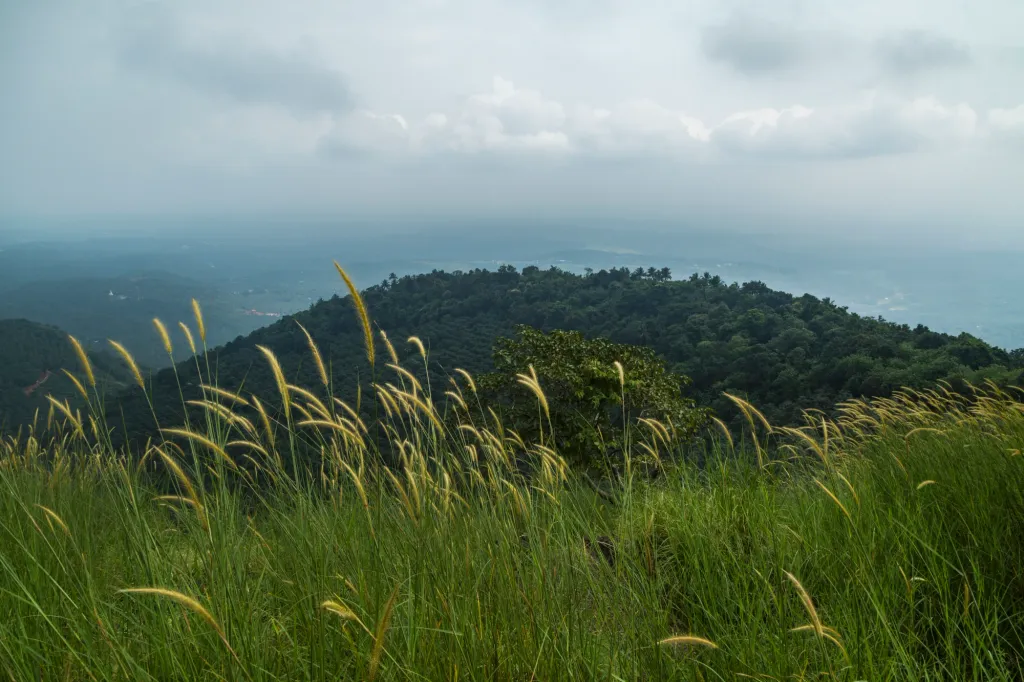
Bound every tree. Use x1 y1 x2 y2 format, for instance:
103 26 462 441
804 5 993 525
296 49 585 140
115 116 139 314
478 325 709 468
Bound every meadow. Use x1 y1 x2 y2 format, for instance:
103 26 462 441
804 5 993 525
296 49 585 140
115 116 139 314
1 273 1022 681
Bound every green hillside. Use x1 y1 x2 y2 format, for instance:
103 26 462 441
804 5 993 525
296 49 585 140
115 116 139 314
0 319 133 430
107 266 1024 445
0 271 266 368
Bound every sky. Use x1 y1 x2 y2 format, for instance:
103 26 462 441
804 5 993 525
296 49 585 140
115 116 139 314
2 0 1023 245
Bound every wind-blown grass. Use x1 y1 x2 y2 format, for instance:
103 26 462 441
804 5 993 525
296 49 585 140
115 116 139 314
1 274 1023 680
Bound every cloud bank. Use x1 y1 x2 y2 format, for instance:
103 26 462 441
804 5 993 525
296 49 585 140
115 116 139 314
1 0 1022 241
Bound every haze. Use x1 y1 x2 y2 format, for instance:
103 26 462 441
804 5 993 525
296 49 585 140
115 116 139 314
2 0 1023 247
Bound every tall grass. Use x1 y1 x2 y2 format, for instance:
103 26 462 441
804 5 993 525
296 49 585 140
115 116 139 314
1 267 1022 680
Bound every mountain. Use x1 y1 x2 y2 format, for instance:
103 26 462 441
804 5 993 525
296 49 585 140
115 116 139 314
105 266 1024 445
0 319 134 431
0 271 275 368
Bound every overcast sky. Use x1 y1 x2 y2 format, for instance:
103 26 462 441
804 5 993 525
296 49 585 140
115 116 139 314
2 0 1023 242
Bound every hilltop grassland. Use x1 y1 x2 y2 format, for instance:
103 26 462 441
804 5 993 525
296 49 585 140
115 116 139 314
1 273 1023 681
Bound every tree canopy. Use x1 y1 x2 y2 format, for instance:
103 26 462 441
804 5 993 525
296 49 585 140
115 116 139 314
478 325 709 467
92 265 1023 447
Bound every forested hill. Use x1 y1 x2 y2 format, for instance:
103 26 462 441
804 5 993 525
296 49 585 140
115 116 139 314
105 266 1024 443
0 319 133 430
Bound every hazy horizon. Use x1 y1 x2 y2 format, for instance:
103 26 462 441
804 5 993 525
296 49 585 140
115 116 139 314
2 218 1023 352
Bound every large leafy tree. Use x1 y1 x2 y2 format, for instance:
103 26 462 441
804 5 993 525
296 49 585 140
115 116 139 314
478 325 709 467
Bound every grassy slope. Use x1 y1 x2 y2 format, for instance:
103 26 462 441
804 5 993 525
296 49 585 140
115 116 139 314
2 356 1022 680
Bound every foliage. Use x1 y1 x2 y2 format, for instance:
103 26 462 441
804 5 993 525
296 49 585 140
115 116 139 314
478 325 709 468
102 266 1023 446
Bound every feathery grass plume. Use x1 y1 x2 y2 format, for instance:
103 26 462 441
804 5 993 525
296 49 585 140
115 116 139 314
161 428 237 471
321 600 368 631
400 391 445 433
201 384 251 408
35 505 71 537
368 583 401 682
373 385 397 419
613 360 625 390
724 392 769 466
286 384 331 419
639 417 671 446
383 467 417 525
334 261 375 367
152 318 173 357
454 368 477 394
178 322 197 355
61 369 88 401
790 624 847 656
227 440 270 460
88 414 102 444
334 399 368 434
445 390 468 413
516 367 550 421
814 478 852 522
408 335 427 360
781 427 827 464
153 447 202 507
293 403 314 423
257 345 291 419
108 340 145 390
67 334 95 388
46 396 86 441
836 472 860 507
379 329 400 365
785 571 824 637
387 364 424 393
658 635 718 649
190 299 206 345
298 419 361 443
119 588 235 656
155 495 203 512
916 480 936 490
724 392 773 433
250 395 275 441
296 321 330 389
711 416 734 450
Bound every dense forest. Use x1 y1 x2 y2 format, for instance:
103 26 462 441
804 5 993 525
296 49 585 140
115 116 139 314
0 319 133 430
103 266 1024 445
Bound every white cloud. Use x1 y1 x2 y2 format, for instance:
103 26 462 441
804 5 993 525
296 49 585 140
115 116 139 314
311 81 987 162
988 105 1024 145
711 95 977 158
429 77 571 153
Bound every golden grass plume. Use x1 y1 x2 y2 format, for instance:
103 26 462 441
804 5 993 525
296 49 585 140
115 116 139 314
107 340 145 390
334 261 375 367
153 318 173 357
191 299 206 345
658 635 718 649
67 334 95 388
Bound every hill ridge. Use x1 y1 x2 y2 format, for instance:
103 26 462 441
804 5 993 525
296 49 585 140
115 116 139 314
103 265 1024 445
